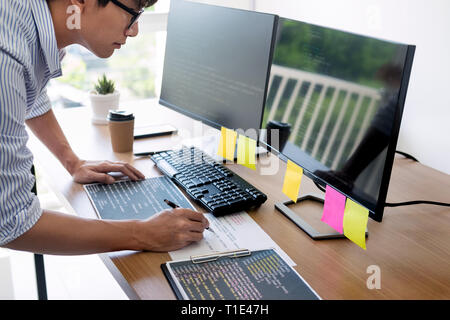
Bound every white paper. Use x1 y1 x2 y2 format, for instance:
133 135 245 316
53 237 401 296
169 211 296 266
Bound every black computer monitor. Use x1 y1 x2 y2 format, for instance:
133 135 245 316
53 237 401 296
262 18 415 224
159 0 277 132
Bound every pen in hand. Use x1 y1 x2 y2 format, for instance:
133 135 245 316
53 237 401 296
164 199 214 233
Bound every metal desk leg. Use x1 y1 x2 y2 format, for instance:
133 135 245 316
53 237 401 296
31 165 48 300
34 254 48 300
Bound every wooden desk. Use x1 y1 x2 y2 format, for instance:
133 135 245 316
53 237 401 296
28 100 450 299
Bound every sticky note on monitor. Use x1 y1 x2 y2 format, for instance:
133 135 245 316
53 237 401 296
282 160 303 203
237 135 257 170
343 199 369 250
321 185 346 234
217 127 237 161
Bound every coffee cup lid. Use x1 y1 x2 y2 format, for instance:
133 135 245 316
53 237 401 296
267 120 291 129
108 110 134 121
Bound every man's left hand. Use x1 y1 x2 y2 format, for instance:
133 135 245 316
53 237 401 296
71 160 145 184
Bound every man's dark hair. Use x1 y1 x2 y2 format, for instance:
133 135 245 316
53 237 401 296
98 0 158 9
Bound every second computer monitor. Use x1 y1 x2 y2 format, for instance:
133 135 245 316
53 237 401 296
160 0 277 132
263 18 415 222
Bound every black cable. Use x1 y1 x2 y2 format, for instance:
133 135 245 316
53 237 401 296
314 180 450 208
312 152 448 208
385 200 450 207
395 150 419 162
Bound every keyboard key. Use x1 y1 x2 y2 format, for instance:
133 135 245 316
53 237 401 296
189 178 203 187
210 203 229 212
191 193 204 200
201 196 215 205
185 182 195 189
227 198 246 206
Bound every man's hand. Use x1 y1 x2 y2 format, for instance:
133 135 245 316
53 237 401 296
136 208 210 252
26 110 146 185
70 159 146 184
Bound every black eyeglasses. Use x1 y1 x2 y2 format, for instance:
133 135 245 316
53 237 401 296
110 0 144 30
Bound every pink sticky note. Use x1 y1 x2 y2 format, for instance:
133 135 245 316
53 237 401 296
321 185 346 233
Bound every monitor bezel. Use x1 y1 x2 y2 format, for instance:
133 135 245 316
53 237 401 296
372 44 415 222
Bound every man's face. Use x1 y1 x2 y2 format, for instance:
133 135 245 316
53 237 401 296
79 0 141 58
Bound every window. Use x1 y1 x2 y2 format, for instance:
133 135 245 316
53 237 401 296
47 0 255 109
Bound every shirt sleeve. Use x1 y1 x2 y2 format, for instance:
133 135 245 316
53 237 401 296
25 48 65 120
0 50 43 246
26 88 52 120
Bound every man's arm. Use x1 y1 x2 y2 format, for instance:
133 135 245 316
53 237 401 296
4 208 209 255
0 51 208 254
25 109 145 183
26 109 80 175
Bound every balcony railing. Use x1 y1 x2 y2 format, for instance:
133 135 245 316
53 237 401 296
266 64 381 171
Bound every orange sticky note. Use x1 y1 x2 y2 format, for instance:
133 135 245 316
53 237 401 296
217 127 237 161
237 135 256 170
282 160 303 202
343 199 369 250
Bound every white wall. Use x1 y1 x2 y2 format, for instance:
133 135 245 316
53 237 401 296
253 0 450 174
189 0 253 10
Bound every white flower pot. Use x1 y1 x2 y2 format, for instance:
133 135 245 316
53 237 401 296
89 91 120 125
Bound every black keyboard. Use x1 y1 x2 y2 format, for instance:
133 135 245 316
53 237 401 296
151 146 267 216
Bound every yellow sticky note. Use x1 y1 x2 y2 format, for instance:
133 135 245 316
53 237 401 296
217 127 237 161
282 160 303 202
237 135 257 170
343 199 369 250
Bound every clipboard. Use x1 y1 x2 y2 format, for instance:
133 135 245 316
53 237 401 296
161 248 321 300
161 263 184 300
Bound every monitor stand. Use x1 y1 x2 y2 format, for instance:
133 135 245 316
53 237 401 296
275 194 368 240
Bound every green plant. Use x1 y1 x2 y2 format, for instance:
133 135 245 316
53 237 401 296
94 74 116 95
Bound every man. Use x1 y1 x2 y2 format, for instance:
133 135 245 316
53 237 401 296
0 0 209 254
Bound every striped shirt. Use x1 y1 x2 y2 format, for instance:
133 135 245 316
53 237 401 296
0 0 65 245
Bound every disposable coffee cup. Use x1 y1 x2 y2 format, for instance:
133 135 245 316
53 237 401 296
108 110 135 153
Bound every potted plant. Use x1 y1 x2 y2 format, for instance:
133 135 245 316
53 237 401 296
89 74 120 125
